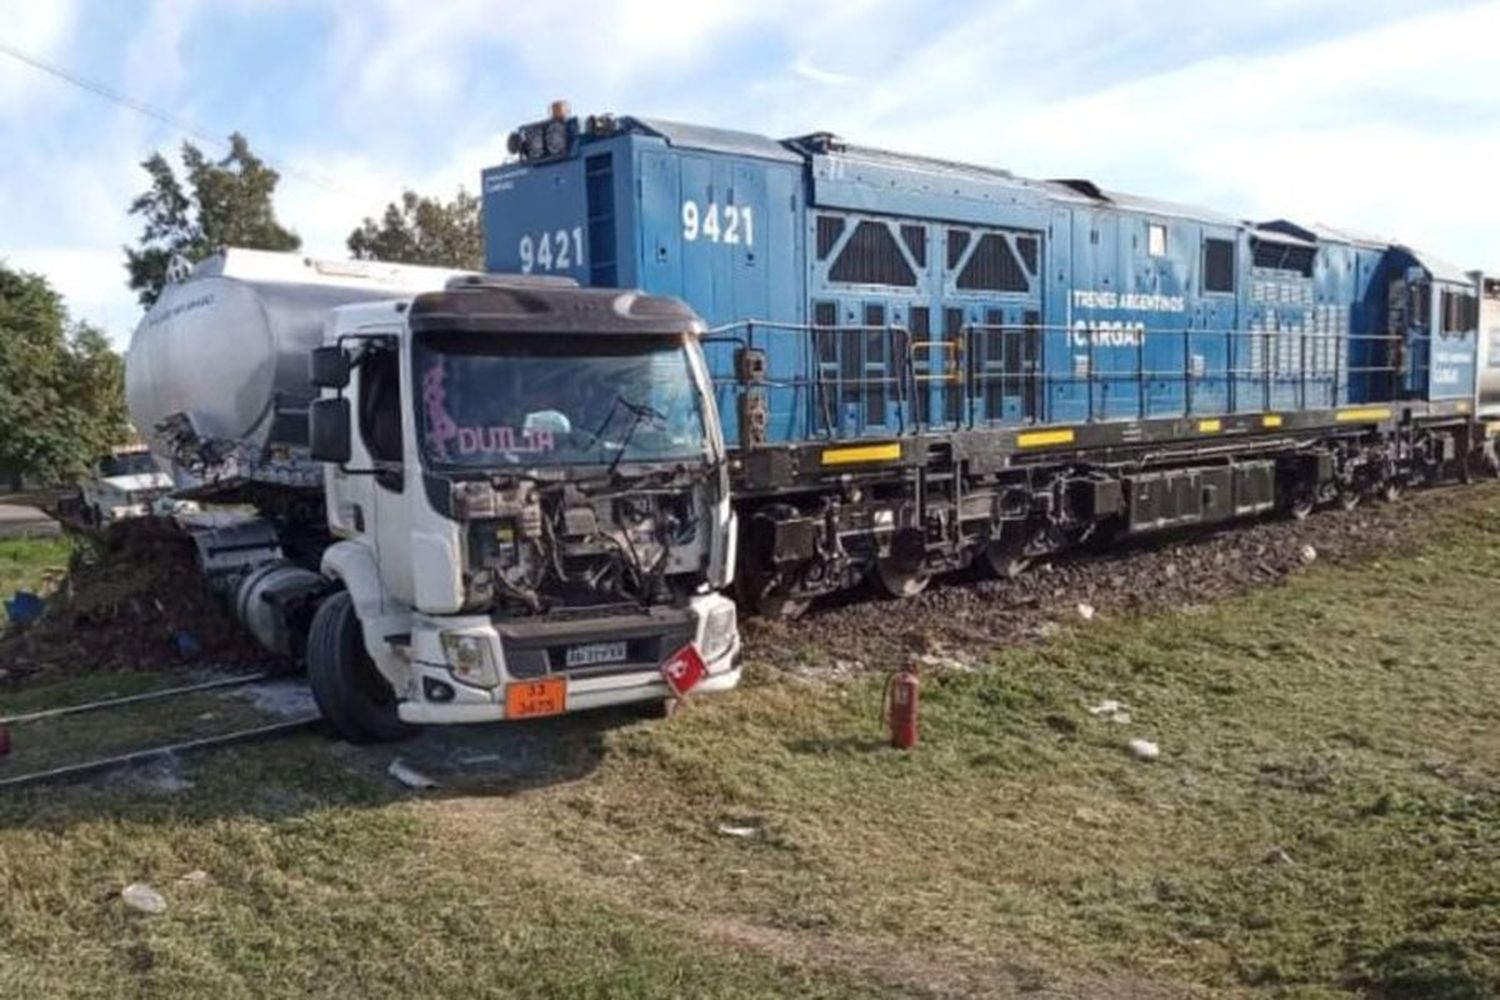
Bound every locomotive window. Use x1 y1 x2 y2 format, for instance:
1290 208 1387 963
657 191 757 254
956 234 1029 292
1440 290 1477 334
828 221 917 286
1148 223 1168 257
1204 239 1236 294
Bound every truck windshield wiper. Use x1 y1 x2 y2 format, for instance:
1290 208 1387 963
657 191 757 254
605 396 667 480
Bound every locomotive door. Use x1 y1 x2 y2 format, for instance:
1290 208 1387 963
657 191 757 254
811 296 913 438
967 304 1042 427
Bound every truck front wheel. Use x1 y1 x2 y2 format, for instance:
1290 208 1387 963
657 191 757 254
307 592 415 743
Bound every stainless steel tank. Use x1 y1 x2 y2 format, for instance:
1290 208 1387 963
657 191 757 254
126 249 469 458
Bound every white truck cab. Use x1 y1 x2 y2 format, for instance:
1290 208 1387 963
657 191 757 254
305 279 741 733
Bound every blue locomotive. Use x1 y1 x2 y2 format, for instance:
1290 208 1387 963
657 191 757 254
483 106 1489 614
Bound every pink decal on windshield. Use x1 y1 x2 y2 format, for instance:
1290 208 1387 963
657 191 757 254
422 363 459 460
455 427 556 456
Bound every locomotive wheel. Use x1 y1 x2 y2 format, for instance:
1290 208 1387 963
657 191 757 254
983 542 1032 579
872 559 930 599
734 565 811 619
1337 489 1361 512
1381 480 1403 504
1287 493 1316 521
307 592 415 743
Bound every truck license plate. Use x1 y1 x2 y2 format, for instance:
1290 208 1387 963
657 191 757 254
505 678 567 719
565 641 628 668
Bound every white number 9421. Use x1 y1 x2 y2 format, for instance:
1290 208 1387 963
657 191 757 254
682 200 753 246
518 227 584 273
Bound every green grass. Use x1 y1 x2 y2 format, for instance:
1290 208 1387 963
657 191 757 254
0 535 74 610
3 489 1500 997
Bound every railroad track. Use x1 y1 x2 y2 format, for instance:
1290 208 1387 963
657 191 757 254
0 671 320 790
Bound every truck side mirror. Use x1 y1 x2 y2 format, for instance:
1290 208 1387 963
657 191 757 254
309 398 352 464
309 346 350 389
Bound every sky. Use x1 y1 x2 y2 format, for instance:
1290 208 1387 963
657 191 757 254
1 0 1497 348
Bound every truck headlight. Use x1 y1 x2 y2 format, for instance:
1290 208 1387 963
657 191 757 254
701 604 737 662
440 632 500 688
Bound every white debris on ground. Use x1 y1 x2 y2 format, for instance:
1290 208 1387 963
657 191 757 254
133 754 194 794
177 869 209 885
1076 602 1096 621
1086 699 1132 725
716 823 759 839
1300 544 1318 564
225 679 319 719
914 648 974 673
1262 846 1296 866
1128 738 1161 762
387 757 438 790
121 883 167 914
1028 620 1061 639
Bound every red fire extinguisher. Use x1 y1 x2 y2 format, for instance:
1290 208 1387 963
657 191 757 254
884 667 920 749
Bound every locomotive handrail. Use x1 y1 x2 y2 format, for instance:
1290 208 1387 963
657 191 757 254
703 317 1416 441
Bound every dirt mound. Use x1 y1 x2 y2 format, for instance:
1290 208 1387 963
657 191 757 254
0 519 276 685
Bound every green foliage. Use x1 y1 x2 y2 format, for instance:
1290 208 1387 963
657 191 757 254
347 188 483 270
0 264 129 483
124 134 301 308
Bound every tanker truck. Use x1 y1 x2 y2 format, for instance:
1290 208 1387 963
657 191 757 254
126 249 741 740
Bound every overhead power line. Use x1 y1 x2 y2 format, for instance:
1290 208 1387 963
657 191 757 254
0 40 340 192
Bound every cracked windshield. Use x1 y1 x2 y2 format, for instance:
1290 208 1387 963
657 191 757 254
415 332 706 469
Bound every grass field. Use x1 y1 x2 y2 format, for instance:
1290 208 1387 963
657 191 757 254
0 535 74 599
1 490 1498 998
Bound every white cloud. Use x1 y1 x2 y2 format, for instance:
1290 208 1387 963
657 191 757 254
0 0 79 111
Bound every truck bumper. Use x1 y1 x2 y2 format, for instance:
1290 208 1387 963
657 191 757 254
396 593 741 726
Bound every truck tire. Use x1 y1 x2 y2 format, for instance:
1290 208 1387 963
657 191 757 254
306 592 415 743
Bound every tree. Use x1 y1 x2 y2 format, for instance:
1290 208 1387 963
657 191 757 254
0 264 129 486
124 133 301 308
347 188 483 270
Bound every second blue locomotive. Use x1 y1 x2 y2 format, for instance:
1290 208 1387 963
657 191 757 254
484 107 1487 613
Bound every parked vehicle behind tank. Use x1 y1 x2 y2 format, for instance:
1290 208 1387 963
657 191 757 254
77 445 189 525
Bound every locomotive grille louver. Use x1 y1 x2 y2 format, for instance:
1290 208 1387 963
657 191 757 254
947 230 970 270
816 216 845 261
900 225 927 268
956 234 1029 292
1252 239 1315 277
1016 236 1039 274
828 221 917 286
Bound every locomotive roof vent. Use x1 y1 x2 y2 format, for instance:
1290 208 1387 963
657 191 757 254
1052 179 1110 202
